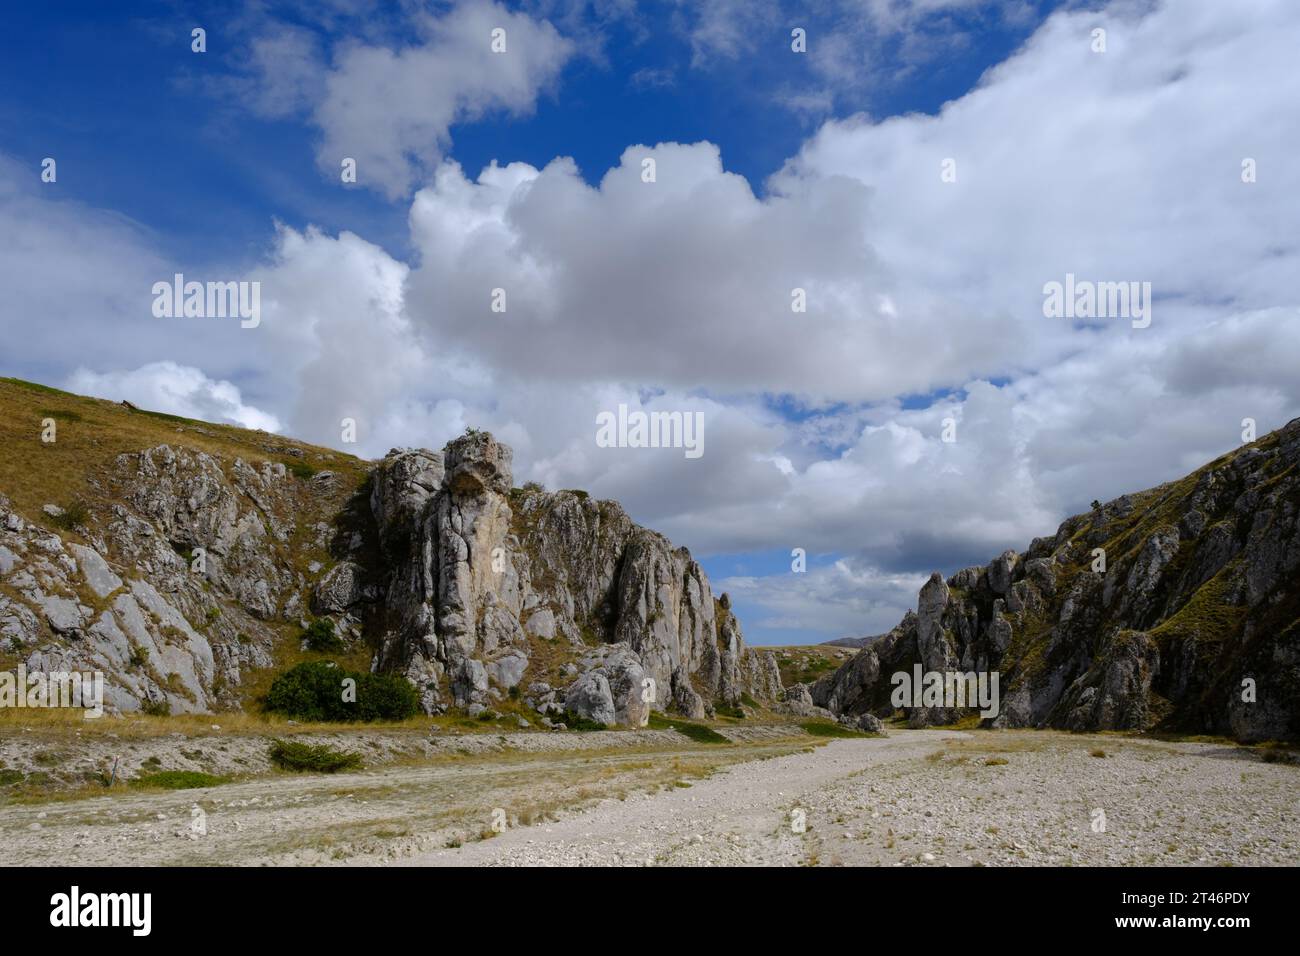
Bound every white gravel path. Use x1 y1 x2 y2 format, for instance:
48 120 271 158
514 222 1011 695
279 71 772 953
401 730 1300 867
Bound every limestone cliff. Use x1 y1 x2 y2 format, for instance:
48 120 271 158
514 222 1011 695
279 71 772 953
809 418 1300 742
0 383 779 726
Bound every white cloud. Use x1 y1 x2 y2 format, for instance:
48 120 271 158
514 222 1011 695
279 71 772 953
248 224 418 452
64 362 282 433
7 0 1300 648
720 558 929 641
404 144 1017 403
675 0 1038 116
310 1 573 199
241 27 326 119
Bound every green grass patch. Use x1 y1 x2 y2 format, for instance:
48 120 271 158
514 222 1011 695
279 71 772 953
130 770 229 790
0 377 73 397
1149 568 1246 645
648 713 728 743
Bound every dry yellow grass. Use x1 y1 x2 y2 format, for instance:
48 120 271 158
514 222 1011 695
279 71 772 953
0 376 384 704
0 704 436 739
0 376 370 522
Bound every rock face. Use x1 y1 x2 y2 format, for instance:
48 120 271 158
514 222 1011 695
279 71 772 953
364 433 779 720
0 442 334 715
1 425 780 724
812 418 1300 742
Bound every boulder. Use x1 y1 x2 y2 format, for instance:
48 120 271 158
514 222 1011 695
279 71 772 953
564 671 616 726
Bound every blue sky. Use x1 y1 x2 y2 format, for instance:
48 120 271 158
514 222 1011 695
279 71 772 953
1 0 1051 263
3 0 1299 646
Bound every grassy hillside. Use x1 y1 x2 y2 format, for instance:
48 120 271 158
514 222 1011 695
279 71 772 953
0 376 378 710
0 376 371 523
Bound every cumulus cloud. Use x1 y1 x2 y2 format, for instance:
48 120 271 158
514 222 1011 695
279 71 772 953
404 144 1017 402
7 0 1300 647
218 1 574 199
64 362 283 432
247 224 418 448
719 558 929 642
308 1 572 199
777 0 1300 334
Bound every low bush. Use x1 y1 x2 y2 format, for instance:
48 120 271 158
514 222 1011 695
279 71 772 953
268 739 361 773
560 709 607 731
131 770 228 790
49 499 90 530
264 660 420 722
302 618 343 652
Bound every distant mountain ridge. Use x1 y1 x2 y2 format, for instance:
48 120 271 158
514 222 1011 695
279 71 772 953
821 635 876 649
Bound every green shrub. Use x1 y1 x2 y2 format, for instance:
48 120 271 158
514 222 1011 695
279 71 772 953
49 499 90 530
561 709 608 732
286 460 317 480
268 739 362 773
264 661 420 722
141 698 171 717
131 770 228 790
302 618 342 652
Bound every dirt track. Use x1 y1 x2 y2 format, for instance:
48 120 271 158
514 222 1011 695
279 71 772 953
2 728 1295 867
0 729 812 865
401 730 1300 867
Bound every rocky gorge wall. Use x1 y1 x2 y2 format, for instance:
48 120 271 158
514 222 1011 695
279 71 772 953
807 418 1300 742
0 429 781 726
354 432 781 722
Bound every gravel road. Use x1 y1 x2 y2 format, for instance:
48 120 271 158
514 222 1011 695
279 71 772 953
401 730 1300 867
0 731 810 865
3 727 1294 867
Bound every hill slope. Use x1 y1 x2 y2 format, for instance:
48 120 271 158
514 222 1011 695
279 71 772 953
810 418 1300 741
0 378 777 725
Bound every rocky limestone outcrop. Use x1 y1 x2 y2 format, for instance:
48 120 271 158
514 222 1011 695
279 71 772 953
3 425 782 723
812 417 1300 741
363 433 781 721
